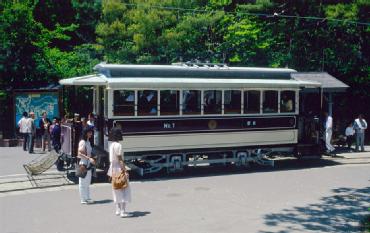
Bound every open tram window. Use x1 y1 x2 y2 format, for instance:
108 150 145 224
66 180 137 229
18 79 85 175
224 90 241 114
182 90 201 115
244 90 260 114
263 90 278 113
204 90 222 114
113 90 135 116
138 90 158 116
280 90 295 113
160 90 180 115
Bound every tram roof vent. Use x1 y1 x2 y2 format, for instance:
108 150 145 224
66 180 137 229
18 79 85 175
172 61 228 69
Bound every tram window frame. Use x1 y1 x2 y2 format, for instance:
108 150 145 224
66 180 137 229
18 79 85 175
138 90 158 116
280 90 295 113
182 90 201 115
244 90 261 114
224 90 241 114
263 90 278 113
160 90 180 115
203 90 222 115
113 90 135 116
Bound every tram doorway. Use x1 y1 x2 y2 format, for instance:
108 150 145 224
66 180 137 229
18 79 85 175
293 72 349 156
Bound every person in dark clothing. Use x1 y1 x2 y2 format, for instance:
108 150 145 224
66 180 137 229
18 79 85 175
72 113 82 156
39 112 52 151
81 117 90 132
27 112 36 154
345 122 355 150
82 117 94 146
51 117 61 152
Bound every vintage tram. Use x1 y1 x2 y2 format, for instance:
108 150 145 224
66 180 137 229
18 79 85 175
59 62 323 176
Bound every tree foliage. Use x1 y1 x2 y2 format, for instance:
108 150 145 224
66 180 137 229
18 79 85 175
0 0 369 136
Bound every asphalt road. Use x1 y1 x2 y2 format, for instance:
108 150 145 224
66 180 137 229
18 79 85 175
0 146 369 233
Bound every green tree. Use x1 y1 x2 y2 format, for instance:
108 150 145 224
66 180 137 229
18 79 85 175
161 12 224 63
96 0 211 63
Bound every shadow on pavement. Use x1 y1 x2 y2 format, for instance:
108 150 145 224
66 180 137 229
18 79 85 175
63 158 343 184
92 199 113 205
129 211 151 218
127 158 341 182
334 147 357 154
259 186 370 233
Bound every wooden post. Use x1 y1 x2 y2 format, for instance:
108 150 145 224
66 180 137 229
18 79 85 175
328 92 333 116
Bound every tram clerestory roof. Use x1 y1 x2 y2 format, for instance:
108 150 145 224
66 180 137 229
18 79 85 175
59 63 321 89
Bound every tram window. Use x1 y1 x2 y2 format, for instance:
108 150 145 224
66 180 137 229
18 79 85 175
138 90 158 116
204 90 222 114
160 90 180 115
244 90 260 114
113 90 135 116
224 90 241 114
280 90 295 113
182 90 201 115
263 90 278 113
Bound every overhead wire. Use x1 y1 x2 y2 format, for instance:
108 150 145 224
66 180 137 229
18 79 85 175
121 2 370 26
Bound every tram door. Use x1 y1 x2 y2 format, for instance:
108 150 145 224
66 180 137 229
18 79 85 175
298 91 322 144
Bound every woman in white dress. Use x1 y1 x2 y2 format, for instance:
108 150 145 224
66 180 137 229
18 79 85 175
107 127 132 217
78 128 95 204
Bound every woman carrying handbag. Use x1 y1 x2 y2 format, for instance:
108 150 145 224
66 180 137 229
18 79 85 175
107 127 132 217
78 128 95 204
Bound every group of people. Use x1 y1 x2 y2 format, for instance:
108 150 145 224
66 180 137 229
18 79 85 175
344 114 368 152
77 127 131 218
18 111 61 153
19 111 131 217
324 112 367 154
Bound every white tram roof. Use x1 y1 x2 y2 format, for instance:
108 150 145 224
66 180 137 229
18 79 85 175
60 74 320 89
59 63 321 89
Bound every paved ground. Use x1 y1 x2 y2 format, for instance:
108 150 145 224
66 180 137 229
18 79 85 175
0 146 369 233
0 147 72 192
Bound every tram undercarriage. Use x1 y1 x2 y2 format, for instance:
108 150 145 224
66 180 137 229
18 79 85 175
125 146 295 176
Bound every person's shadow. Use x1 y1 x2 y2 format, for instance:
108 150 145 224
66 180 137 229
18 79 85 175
91 199 113 204
129 211 151 218
89 200 151 217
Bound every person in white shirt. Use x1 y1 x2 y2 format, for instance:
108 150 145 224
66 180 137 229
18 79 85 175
323 112 335 154
107 127 132 218
87 113 95 128
78 128 96 204
18 112 30 151
354 114 367 152
345 122 355 150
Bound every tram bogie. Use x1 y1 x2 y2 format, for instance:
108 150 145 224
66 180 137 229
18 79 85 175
121 146 282 176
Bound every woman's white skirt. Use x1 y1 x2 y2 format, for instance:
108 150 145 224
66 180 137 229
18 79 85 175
112 185 131 203
108 164 131 203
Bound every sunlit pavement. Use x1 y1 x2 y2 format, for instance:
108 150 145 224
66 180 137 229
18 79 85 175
0 146 369 233
0 146 369 194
